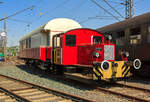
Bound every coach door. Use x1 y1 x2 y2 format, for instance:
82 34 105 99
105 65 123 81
52 35 63 64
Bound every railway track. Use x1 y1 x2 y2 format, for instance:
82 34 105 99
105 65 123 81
0 74 95 102
8 63 150 102
0 90 17 102
63 74 150 102
95 81 150 102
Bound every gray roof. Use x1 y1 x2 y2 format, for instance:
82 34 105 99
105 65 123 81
96 12 150 33
20 25 45 41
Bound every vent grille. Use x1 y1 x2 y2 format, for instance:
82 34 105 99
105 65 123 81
104 45 114 60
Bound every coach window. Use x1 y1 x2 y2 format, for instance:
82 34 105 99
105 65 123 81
22 40 24 49
22 40 25 49
26 38 29 48
29 37 31 48
22 41 24 49
22 41 23 49
54 37 57 48
57 37 60 47
60 36 63 47
147 26 150 43
66 35 76 46
130 27 141 44
93 36 102 44
20 41 23 49
116 31 125 45
47 34 50 46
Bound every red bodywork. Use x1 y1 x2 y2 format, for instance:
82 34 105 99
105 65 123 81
19 47 52 61
54 28 115 66
19 28 115 66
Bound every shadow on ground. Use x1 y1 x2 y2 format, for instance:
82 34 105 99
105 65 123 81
16 64 97 91
16 64 150 90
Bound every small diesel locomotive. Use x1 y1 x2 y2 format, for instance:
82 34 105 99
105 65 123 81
19 18 141 81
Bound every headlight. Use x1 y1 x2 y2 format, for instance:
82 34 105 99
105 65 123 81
133 59 141 69
125 52 129 57
101 60 110 71
108 35 112 40
93 52 100 58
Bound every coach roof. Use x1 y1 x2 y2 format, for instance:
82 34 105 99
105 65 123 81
20 18 82 41
20 25 45 41
96 12 150 33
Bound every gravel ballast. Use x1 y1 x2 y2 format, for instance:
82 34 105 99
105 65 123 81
0 64 131 102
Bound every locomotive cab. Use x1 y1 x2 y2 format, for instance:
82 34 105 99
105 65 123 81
92 35 115 63
92 35 141 80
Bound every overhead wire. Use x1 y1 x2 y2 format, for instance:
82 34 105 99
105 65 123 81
102 0 124 18
105 0 123 4
41 0 70 17
0 5 34 21
79 15 122 24
63 0 88 17
27 0 70 27
90 0 120 21
7 18 31 24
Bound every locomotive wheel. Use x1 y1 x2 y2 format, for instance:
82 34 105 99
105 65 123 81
38 61 50 70
39 63 47 70
54 65 64 75
25 60 30 67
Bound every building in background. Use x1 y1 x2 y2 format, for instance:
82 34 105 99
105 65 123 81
7 46 19 56
0 35 4 47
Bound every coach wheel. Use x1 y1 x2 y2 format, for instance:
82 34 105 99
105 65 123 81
101 60 110 71
25 60 30 67
55 65 64 75
133 59 141 70
39 62 48 70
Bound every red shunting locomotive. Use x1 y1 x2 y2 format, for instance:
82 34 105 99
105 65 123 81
19 18 141 80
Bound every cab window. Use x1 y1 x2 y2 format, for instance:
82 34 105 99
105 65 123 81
93 36 102 44
66 35 76 46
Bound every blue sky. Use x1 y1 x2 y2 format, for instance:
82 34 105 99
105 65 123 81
0 0 149 46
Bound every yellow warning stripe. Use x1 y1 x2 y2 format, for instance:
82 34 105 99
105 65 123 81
123 66 130 77
122 65 128 75
122 66 129 76
93 68 101 76
93 74 98 80
98 67 103 75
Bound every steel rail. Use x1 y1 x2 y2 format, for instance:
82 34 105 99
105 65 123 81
89 81 150 102
0 74 95 102
55 74 150 102
0 87 30 102
115 82 150 93
90 82 150 102
95 85 150 102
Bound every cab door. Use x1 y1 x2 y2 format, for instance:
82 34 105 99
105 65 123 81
92 36 104 62
52 35 63 64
